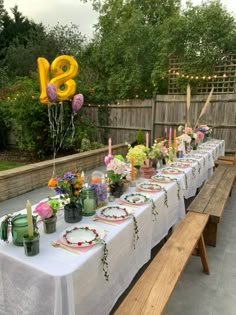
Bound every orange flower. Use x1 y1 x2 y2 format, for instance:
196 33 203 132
91 177 102 184
48 178 58 188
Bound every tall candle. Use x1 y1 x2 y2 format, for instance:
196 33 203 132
146 132 149 148
130 157 135 181
108 138 112 155
169 127 172 147
26 200 34 237
173 128 177 151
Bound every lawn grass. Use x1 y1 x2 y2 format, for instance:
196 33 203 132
0 161 28 171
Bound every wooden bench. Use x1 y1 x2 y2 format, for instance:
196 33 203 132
215 153 236 167
114 211 209 315
188 164 236 246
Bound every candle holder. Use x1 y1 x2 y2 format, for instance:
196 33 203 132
80 187 96 216
23 232 40 256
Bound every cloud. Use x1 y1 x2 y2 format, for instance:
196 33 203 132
4 0 99 38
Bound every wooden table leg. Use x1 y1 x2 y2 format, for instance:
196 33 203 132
198 234 210 274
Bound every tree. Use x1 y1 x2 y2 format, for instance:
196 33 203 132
152 0 236 90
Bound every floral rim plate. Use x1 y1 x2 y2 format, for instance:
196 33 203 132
161 168 182 175
177 159 194 164
169 162 190 168
185 154 202 159
151 175 175 183
136 182 162 192
120 193 150 205
60 224 106 248
96 205 133 221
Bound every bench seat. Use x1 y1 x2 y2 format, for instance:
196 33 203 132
188 164 236 246
114 212 209 315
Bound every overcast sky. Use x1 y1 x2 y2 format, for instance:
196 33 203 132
4 0 236 38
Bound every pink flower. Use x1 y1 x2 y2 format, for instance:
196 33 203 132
104 154 113 165
183 127 193 135
34 202 53 219
196 131 205 142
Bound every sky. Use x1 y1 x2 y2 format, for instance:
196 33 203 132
4 0 236 38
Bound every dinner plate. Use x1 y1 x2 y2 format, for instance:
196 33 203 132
60 224 106 248
185 154 202 160
120 193 150 205
151 175 175 183
96 205 133 221
136 182 162 192
177 158 194 164
169 162 190 169
161 168 183 175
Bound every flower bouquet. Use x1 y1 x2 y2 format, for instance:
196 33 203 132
48 171 84 223
34 199 60 233
106 155 128 198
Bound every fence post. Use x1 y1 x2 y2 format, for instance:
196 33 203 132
150 96 156 144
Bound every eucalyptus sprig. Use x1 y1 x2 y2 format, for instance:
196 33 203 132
192 166 196 179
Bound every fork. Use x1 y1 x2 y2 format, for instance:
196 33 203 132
50 241 80 255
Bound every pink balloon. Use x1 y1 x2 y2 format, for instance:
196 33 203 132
72 94 84 113
46 83 57 103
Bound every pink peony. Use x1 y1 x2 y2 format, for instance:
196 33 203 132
34 202 53 219
196 131 205 142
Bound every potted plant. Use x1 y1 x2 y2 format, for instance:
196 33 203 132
48 172 83 223
34 199 60 233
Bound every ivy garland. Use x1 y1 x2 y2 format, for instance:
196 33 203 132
131 214 139 249
161 187 169 208
101 240 109 281
150 199 158 221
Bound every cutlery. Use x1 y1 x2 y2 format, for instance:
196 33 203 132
50 241 80 254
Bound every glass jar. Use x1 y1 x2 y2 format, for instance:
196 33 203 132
89 171 108 208
11 214 29 246
80 187 96 216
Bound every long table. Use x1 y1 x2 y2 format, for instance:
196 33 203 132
0 140 224 315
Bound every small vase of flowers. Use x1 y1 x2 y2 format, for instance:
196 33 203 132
106 155 128 198
34 199 60 233
48 171 84 223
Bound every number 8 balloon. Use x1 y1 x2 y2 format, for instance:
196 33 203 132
37 55 79 104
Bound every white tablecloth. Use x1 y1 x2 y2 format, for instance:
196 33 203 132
0 139 224 315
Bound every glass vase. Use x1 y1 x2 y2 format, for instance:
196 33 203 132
11 214 29 246
43 215 57 234
23 233 40 256
64 202 82 223
109 181 124 198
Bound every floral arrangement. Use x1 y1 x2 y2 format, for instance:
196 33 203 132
148 140 166 160
106 155 128 183
34 199 60 219
126 144 148 167
178 125 197 141
177 133 192 145
197 124 212 135
196 131 205 142
48 172 84 203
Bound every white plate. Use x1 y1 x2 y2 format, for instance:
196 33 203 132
60 224 106 248
169 162 190 168
136 182 162 192
120 193 150 205
161 168 182 175
151 175 175 183
96 205 133 221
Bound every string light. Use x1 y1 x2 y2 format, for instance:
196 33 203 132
168 69 228 80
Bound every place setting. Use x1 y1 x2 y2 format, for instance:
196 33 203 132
119 192 158 221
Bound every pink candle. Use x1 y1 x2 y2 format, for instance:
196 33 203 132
146 132 149 147
108 138 112 155
169 127 172 147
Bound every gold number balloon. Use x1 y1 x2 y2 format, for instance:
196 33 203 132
37 55 79 104
37 57 50 104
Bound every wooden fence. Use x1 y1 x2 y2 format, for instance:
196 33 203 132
89 94 236 153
